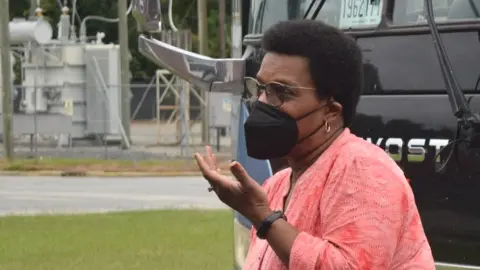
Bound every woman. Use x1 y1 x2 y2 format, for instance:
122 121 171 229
194 20 435 270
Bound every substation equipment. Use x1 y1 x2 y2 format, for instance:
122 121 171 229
1 7 130 147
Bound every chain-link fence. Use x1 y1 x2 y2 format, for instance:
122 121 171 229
0 80 232 165
0 29 232 171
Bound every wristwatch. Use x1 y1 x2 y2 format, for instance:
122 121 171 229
256 210 287 240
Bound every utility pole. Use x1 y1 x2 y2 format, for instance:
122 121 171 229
219 0 226 58
198 0 209 59
0 0 14 161
29 0 37 18
198 0 210 144
118 0 131 148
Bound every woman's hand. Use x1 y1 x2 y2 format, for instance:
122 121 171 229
194 146 272 227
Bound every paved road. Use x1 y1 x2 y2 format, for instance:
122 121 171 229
0 176 228 216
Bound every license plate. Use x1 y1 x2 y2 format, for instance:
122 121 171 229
339 0 383 29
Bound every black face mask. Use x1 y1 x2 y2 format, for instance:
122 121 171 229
244 101 326 160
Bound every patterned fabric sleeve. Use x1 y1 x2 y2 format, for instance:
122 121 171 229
244 168 292 268
289 155 415 270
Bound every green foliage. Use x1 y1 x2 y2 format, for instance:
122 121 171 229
9 0 232 82
9 0 30 18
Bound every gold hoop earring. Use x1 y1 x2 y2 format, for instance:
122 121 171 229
325 118 331 133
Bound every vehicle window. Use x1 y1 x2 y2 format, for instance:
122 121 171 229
248 0 304 34
393 0 480 25
248 0 384 34
359 31 480 94
248 0 480 34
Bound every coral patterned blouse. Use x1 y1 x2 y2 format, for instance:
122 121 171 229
243 128 435 270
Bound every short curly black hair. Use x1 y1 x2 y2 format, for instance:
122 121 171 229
261 20 363 127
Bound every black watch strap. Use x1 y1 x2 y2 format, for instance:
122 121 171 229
256 210 287 239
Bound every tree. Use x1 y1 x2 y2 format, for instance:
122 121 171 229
8 0 232 82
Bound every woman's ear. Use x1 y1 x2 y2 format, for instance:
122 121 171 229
325 101 343 121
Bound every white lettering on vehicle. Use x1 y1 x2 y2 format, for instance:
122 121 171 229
364 137 449 163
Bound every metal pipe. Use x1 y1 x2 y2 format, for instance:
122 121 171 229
79 1 133 43
79 16 119 43
168 0 178 31
8 19 53 45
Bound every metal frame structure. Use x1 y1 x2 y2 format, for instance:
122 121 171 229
153 30 207 151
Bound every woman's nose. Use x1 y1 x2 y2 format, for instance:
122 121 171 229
257 91 268 103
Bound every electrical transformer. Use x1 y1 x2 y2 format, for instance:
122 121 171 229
1 12 129 143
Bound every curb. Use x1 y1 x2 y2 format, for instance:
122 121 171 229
0 170 206 177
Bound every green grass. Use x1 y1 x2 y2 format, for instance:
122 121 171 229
0 158 193 172
0 157 232 174
0 210 234 270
